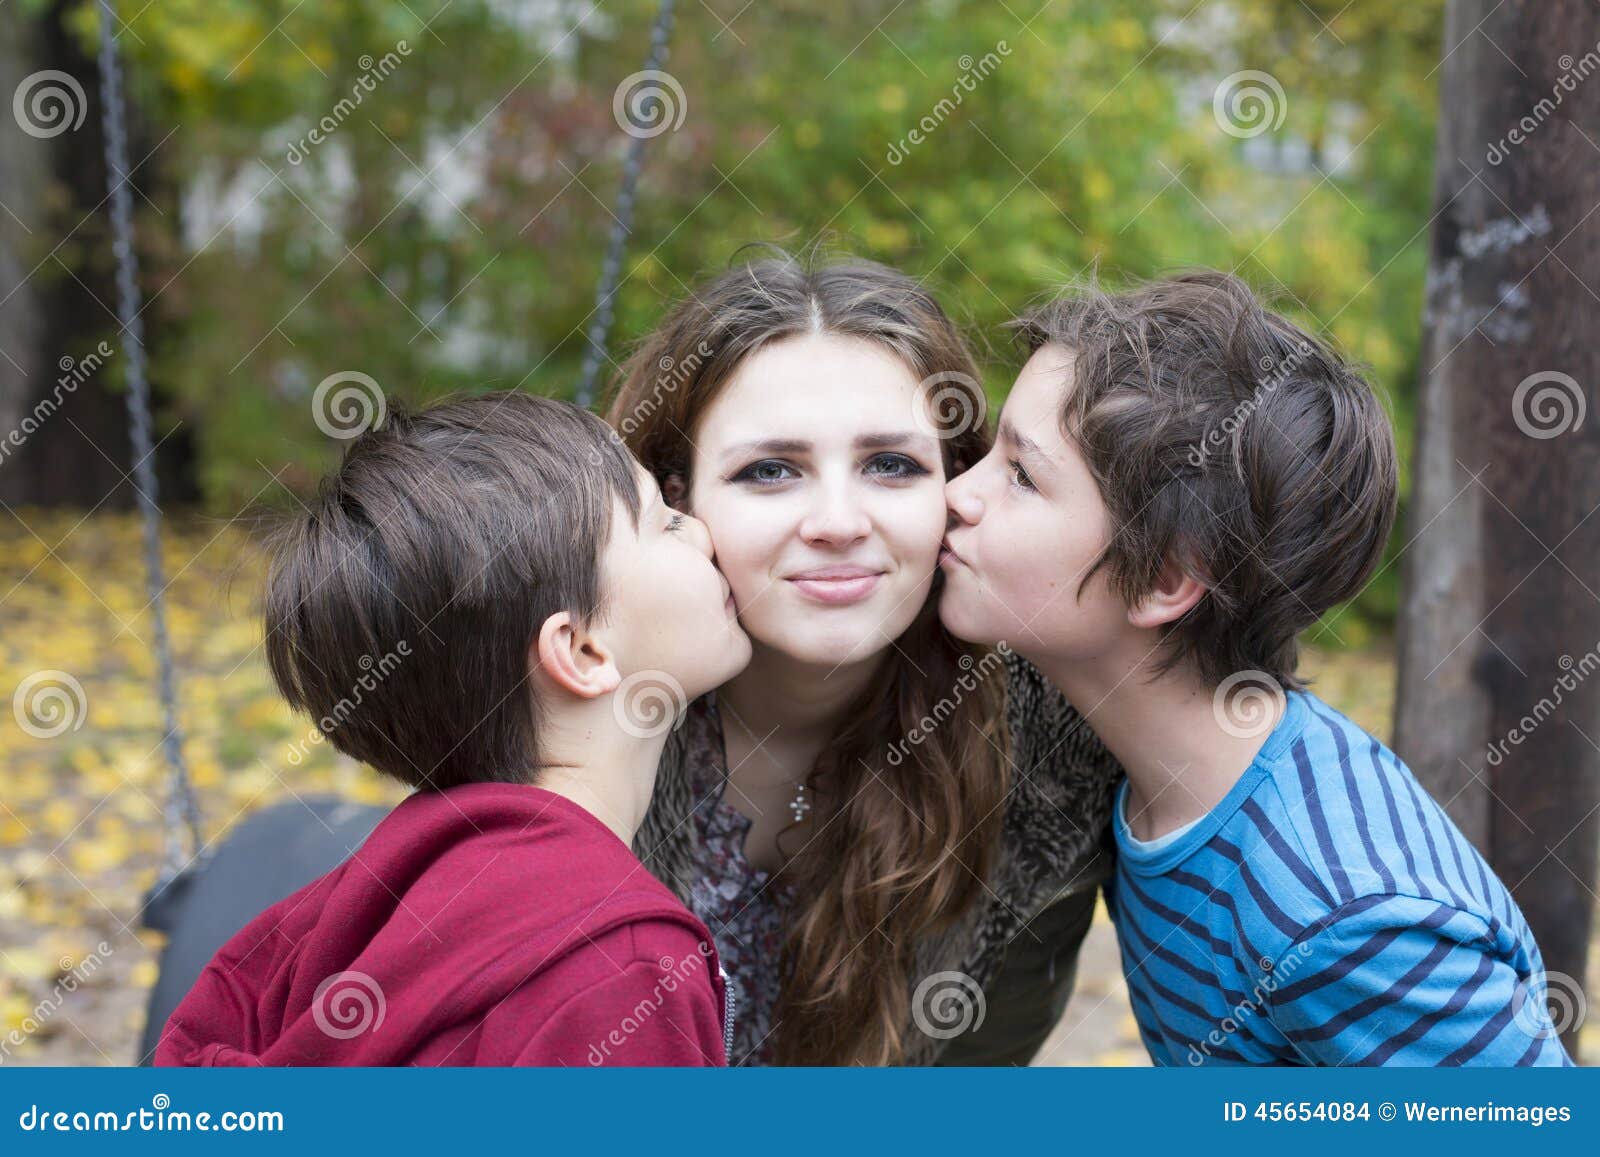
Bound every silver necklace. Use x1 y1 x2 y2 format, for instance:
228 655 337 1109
718 699 813 823
788 780 811 823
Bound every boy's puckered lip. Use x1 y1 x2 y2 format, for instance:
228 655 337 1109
938 537 966 568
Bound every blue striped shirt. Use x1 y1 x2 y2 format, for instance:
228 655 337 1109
1105 690 1573 1066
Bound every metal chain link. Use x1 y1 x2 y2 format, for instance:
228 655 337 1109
575 0 676 409
92 0 677 880
95 0 204 884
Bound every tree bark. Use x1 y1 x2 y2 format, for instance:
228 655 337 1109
0 0 194 509
1396 0 1600 1057
0 1 50 492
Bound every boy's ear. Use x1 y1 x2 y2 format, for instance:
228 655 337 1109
1127 553 1207 631
531 611 622 700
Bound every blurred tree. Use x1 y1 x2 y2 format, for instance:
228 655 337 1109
18 0 1445 633
1 0 195 507
1396 0 1599 1054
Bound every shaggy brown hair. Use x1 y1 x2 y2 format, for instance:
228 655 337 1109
262 392 641 789
1012 269 1399 689
605 250 1010 1066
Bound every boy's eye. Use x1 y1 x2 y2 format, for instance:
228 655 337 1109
864 452 930 480
730 459 797 485
1008 459 1036 492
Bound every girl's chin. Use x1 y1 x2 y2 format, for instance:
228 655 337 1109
748 626 900 670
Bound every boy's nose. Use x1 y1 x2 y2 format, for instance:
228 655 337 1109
685 513 716 557
945 474 983 525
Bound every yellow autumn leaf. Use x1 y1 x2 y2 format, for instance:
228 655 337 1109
1 948 54 983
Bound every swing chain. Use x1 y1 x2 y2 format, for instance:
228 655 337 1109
575 0 677 409
91 0 677 886
94 0 205 885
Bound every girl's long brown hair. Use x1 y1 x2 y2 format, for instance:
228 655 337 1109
604 249 1009 1065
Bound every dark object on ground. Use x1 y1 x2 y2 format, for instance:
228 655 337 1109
136 796 387 1064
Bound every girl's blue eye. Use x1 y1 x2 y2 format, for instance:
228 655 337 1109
1008 459 1036 491
730 460 797 485
865 453 930 480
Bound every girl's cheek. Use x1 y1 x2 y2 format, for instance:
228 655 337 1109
890 490 951 552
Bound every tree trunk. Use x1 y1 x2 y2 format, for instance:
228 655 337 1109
1396 0 1600 1057
0 0 195 509
0 1 50 492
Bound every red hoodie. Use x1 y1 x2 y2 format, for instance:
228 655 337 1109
155 783 729 1067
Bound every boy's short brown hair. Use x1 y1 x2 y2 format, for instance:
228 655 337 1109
1013 269 1398 689
262 391 640 789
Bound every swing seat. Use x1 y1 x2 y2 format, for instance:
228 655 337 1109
137 794 388 1064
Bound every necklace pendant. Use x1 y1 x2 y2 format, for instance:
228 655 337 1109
789 783 811 823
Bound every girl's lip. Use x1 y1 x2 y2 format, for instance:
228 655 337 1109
788 565 883 580
787 572 885 606
938 540 965 567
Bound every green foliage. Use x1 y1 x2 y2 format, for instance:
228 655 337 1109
57 0 1444 635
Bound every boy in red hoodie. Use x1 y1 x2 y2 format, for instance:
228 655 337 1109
156 392 751 1066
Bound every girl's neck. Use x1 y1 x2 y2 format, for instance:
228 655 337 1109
716 642 884 744
1029 645 1285 841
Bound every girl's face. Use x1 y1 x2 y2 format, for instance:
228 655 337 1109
687 333 949 670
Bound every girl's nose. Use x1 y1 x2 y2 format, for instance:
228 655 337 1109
798 485 871 546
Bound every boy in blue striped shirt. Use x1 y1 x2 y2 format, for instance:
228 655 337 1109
938 271 1572 1066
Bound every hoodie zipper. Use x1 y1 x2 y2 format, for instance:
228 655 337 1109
718 964 736 1063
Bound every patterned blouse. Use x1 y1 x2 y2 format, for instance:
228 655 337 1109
681 693 795 1066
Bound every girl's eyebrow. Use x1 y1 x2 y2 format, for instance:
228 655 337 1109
854 431 922 450
721 437 809 459
719 432 922 459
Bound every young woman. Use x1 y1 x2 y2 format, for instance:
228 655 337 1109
605 250 1121 1066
